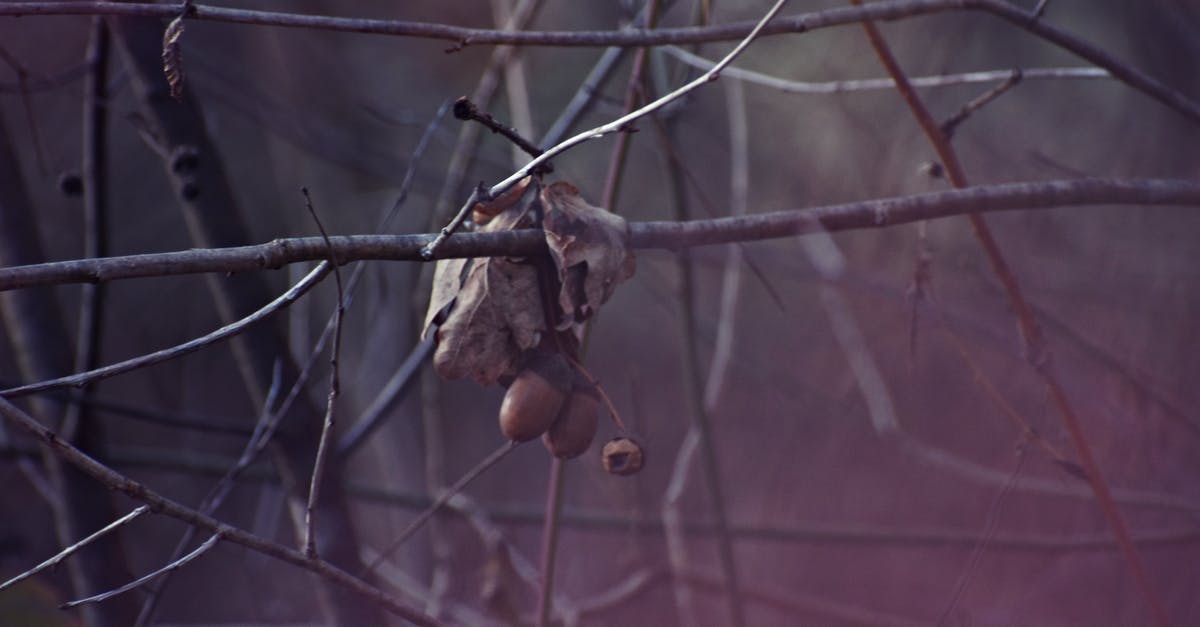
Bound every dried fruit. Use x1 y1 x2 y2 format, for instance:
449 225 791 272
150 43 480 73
497 352 570 442
601 436 645 476
542 387 600 459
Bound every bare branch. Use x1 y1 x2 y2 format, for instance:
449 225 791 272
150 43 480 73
852 6 1173 624
1 262 331 397
0 396 441 626
664 45 1106 94
0 505 149 595
62 533 219 609
3 178 1193 293
2 1 1198 124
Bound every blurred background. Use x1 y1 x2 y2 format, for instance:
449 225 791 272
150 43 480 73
1 0 1199 625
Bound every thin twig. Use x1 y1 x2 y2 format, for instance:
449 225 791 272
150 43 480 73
301 188 345 559
852 7 1173 622
133 361 284 627
599 0 661 211
802 229 899 434
535 457 567 627
417 0 545 260
940 68 1023 137
539 45 628 149
421 0 789 259
335 334 434 457
62 532 219 609
4 2 1199 123
0 505 149 594
0 396 441 626
363 441 517 574
487 0 790 201
662 428 701 626
936 447 1027 625
653 111 746 627
1 262 332 397
453 96 546 164
703 78 749 411
664 46 1106 94
2 178 1198 293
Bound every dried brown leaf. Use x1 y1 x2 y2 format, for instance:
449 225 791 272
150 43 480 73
541 182 636 326
162 16 186 101
426 201 544 385
471 175 530 225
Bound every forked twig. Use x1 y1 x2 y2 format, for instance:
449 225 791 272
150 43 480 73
301 188 345 559
421 0 791 259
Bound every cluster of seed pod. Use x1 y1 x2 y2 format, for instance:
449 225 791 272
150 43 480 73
498 351 643 474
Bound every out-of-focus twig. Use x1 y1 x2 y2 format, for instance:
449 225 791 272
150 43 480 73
664 46 1106 94
653 111 747 627
851 5 1172 622
940 69 1023 137
0 395 441 626
535 457 567 627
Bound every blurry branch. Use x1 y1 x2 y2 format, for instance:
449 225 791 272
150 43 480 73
1 178 1196 292
665 46 1107 94
654 108 747 626
134 363 284 626
0 61 90 93
0 396 442 627
662 429 701 626
0 104 140 625
110 15 383 623
852 9 1171 624
4 1 1199 123
802 229 899 434
681 569 928 627
364 441 517 575
5 437 1198 548
599 0 661 211
940 69 1023 137
534 459 567 627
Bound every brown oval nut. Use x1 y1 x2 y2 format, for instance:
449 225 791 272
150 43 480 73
542 388 600 459
601 436 645 476
498 352 570 442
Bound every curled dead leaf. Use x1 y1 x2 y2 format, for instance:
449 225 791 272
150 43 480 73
541 182 636 327
424 197 544 385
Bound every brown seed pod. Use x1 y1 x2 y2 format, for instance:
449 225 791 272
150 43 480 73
601 436 645 476
542 387 600 459
497 352 570 442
